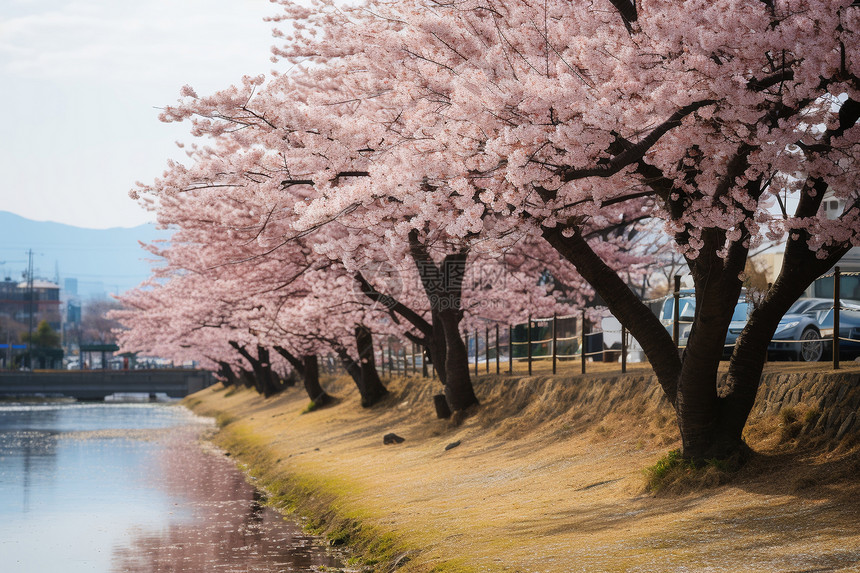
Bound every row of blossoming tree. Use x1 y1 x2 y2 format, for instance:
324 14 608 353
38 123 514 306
115 0 860 463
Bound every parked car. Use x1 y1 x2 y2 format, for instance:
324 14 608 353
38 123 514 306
764 298 829 362
729 298 860 362
659 294 836 361
724 301 753 357
818 305 860 361
657 290 696 348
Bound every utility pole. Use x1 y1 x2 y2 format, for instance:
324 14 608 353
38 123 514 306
26 249 36 369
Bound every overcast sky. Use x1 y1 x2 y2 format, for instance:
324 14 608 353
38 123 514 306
0 0 279 229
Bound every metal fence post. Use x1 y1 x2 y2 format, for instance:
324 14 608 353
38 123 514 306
834 266 841 370
474 329 479 377
486 326 490 374
495 324 500 374
527 314 533 376
621 324 627 374
673 274 681 348
552 313 558 375
581 308 587 375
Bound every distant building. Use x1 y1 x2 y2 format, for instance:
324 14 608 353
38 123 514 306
752 193 860 301
64 277 78 296
0 278 62 331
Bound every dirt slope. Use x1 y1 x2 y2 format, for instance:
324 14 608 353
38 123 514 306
186 366 860 573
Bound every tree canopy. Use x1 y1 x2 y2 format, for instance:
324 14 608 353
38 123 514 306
118 0 860 461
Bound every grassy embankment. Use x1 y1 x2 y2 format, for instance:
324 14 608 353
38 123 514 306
185 361 860 573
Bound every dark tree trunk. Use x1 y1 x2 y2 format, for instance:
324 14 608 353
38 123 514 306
409 232 478 411
301 355 333 406
354 270 448 383
216 361 239 386
543 187 854 461
674 261 745 460
427 309 448 385
543 227 681 403
256 346 282 397
229 341 275 396
437 307 479 410
273 345 333 405
273 345 305 377
354 325 389 407
238 368 255 389
332 344 363 387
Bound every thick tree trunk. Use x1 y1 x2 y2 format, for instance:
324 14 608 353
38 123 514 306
674 270 744 460
256 346 281 397
273 345 332 404
354 325 389 407
437 307 479 411
301 355 333 406
409 232 478 411
216 361 239 386
427 309 448 385
229 341 276 396
238 368 255 389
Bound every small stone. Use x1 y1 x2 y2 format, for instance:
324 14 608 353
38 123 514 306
383 433 405 444
444 440 461 451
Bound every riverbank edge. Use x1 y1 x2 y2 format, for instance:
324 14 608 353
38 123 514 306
183 364 860 573
186 389 424 572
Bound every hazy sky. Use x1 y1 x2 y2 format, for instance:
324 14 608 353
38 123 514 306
0 0 279 229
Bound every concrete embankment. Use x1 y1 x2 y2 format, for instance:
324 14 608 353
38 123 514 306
186 363 860 573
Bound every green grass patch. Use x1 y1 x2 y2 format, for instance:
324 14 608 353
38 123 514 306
301 400 320 414
644 449 740 494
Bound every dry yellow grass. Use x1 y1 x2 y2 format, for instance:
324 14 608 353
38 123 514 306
186 365 860 573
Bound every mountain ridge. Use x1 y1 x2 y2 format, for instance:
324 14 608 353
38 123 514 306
0 211 169 298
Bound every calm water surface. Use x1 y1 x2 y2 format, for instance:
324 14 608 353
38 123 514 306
0 402 342 572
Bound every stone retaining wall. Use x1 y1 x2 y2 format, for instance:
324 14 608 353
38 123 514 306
752 370 860 441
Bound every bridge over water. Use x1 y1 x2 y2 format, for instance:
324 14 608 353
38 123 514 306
0 369 215 400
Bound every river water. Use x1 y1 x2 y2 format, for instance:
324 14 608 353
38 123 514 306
0 401 342 572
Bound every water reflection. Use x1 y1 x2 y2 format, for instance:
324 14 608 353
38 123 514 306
0 403 341 572
112 427 340 572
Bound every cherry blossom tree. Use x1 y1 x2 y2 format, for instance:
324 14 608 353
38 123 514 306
140 71 606 413
269 0 860 461
119 0 860 464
